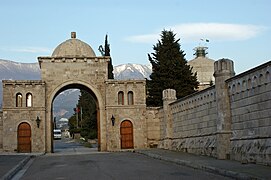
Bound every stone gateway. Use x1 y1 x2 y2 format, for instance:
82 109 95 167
0 32 270 166
0 32 147 152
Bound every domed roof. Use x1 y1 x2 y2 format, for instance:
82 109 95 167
52 32 96 57
188 46 215 85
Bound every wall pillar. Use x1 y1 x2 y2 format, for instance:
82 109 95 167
214 59 235 159
162 89 177 149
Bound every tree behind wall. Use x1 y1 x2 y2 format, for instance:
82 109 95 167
78 90 97 139
68 90 97 139
147 30 199 107
105 34 114 79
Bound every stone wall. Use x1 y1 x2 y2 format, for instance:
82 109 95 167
0 110 2 149
1 80 46 152
38 56 110 152
168 87 217 157
227 61 271 165
158 59 271 165
146 107 160 148
105 80 147 151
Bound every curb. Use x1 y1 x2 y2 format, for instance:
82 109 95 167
135 150 263 180
1 156 31 180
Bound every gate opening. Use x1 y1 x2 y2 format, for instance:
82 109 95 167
51 83 99 153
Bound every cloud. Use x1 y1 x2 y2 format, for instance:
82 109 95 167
0 47 52 53
125 23 266 43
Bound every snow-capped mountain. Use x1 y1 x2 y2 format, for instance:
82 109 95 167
0 59 152 119
0 59 41 80
114 63 152 80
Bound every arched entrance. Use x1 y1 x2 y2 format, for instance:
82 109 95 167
17 122 31 153
120 120 134 149
49 82 103 152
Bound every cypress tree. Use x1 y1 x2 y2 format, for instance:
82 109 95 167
105 34 114 79
147 30 199 107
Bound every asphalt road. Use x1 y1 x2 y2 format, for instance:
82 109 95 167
16 139 232 180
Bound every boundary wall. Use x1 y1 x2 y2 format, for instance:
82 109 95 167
158 59 271 165
0 111 2 149
169 87 217 157
227 61 271 165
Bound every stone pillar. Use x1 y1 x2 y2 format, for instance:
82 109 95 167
214 59 235 159
0 111 2 149
162 89 177 149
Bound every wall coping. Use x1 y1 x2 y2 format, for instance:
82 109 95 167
170 85 215 105
106 79 146 84
2 80 45 85
225 60 271 83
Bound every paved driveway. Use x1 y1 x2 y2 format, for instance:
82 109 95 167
13 139 232 180
19 153 231 180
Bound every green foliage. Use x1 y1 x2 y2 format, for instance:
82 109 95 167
147 30 199 107
68 115 77 131
83 142 93 148
105 34 114 79
68 89 98 140
78 90 97 139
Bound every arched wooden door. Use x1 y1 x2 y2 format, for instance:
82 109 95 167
120 120 134 149
17 122 31 153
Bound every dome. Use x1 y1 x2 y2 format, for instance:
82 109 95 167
52 32 96 57
188 46 215 88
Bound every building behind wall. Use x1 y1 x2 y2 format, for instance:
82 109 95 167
188 46 215 90
0 32 270 166
158 59 271 166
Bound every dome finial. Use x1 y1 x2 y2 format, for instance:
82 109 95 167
71 32 76 39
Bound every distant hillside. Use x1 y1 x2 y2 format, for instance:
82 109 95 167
0 59 152 119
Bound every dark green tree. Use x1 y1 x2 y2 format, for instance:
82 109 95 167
68 90 97 139
78 90 97 139
105 34 114 79
147 30 199 106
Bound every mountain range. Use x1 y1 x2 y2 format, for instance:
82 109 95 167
0 59 152 119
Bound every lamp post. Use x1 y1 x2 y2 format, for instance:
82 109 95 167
36 116 41 128
111 115 115 126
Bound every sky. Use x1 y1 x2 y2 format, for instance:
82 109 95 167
0 0 270 74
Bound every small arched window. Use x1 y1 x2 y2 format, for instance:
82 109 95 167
16 93 23 107
26 93 32 107
128 91 134 105
118 91 124 105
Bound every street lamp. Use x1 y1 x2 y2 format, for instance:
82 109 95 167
36 116 41 128
111 115 115 126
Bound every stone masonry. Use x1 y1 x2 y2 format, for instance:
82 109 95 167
0 32 270 166
158 59 271 165
0 32 148 153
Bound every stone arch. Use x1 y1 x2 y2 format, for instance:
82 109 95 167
45 80 106 152
26 92 33 107
16 92 23 107
118 91 124 105
127 91 134 105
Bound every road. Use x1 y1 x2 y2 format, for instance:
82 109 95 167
15 139 232 180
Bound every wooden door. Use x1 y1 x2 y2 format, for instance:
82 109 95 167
120 120 134 149
17 122 31 153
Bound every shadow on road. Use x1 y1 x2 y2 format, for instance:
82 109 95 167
53 138 98 155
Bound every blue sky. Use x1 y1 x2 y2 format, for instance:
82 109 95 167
0 0 270 74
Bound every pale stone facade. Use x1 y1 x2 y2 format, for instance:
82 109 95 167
0 32 148 153
1 80 46 152
158 59 271 165
0 32 270 166
188 46 215 90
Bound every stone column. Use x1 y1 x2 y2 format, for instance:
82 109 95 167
162 89 177 149
214 59 235 159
